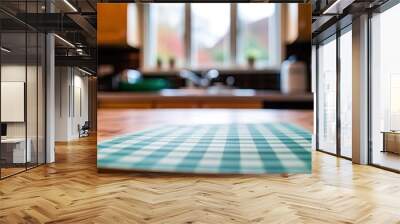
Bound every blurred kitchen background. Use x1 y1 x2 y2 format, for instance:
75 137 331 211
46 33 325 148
97 3 312 109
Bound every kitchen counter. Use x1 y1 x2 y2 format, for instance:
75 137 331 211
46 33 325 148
98 89 313 109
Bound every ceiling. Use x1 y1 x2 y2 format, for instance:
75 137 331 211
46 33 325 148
0 0 97 71
0 0 96 14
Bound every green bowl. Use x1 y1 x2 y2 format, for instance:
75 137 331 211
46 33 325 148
118 78 170 92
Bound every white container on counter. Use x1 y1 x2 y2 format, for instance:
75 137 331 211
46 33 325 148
280 56 307 94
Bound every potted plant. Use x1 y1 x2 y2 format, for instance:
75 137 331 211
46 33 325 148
247 55 256 68
169 56 176 70
246 47 262 68
156 56 162 70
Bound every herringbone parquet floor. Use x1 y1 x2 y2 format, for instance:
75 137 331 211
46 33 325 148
1 109 400 224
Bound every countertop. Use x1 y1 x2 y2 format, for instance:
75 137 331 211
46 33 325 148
98 89 313 102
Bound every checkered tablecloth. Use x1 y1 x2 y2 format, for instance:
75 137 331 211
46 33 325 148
97 123 312 174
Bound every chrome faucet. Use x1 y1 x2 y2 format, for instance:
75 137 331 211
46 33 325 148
179 69 219 88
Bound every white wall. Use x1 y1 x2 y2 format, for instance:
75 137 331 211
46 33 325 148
1 65 37 138
1 66 26 130
55 67 89 141
1 65 26 146
1 64 46 164
71 73 89 138
55 67 70 141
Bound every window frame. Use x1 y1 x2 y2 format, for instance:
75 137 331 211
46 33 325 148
142 3 281 72
316 33 338 156
190 3 232 69
338 25 353 159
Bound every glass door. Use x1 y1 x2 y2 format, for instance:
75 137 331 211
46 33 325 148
0 1 46 179
316 24 353 160
27 30 38 169
317 35 337 154
1 30 28 178
38 32 46 166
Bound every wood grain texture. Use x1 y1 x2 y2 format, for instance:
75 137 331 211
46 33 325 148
97 3 128 46
1 109 400 223
97 109 314 142
97 91 313 109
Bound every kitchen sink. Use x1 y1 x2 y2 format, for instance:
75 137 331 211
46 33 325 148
160 88 256 97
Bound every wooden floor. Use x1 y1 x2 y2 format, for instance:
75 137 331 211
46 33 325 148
1 167 26 178
1 109 400 223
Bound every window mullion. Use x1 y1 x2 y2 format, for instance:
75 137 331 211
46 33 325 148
231 3 237 67
184 3 191 68
143 4 151 69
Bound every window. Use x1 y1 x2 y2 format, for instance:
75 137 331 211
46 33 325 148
141 3 280 70
237 3 278 68
317 37 337 154
370 3 400 171
339 29 352 158
0 5 46 179
145 3 185 69
191 3 231 68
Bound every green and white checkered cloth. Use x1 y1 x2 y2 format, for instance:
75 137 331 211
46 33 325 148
97 123 312 174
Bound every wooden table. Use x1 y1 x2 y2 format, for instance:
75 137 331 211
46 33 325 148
97 109 313 142
382 131 400 154
1 138 31 164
